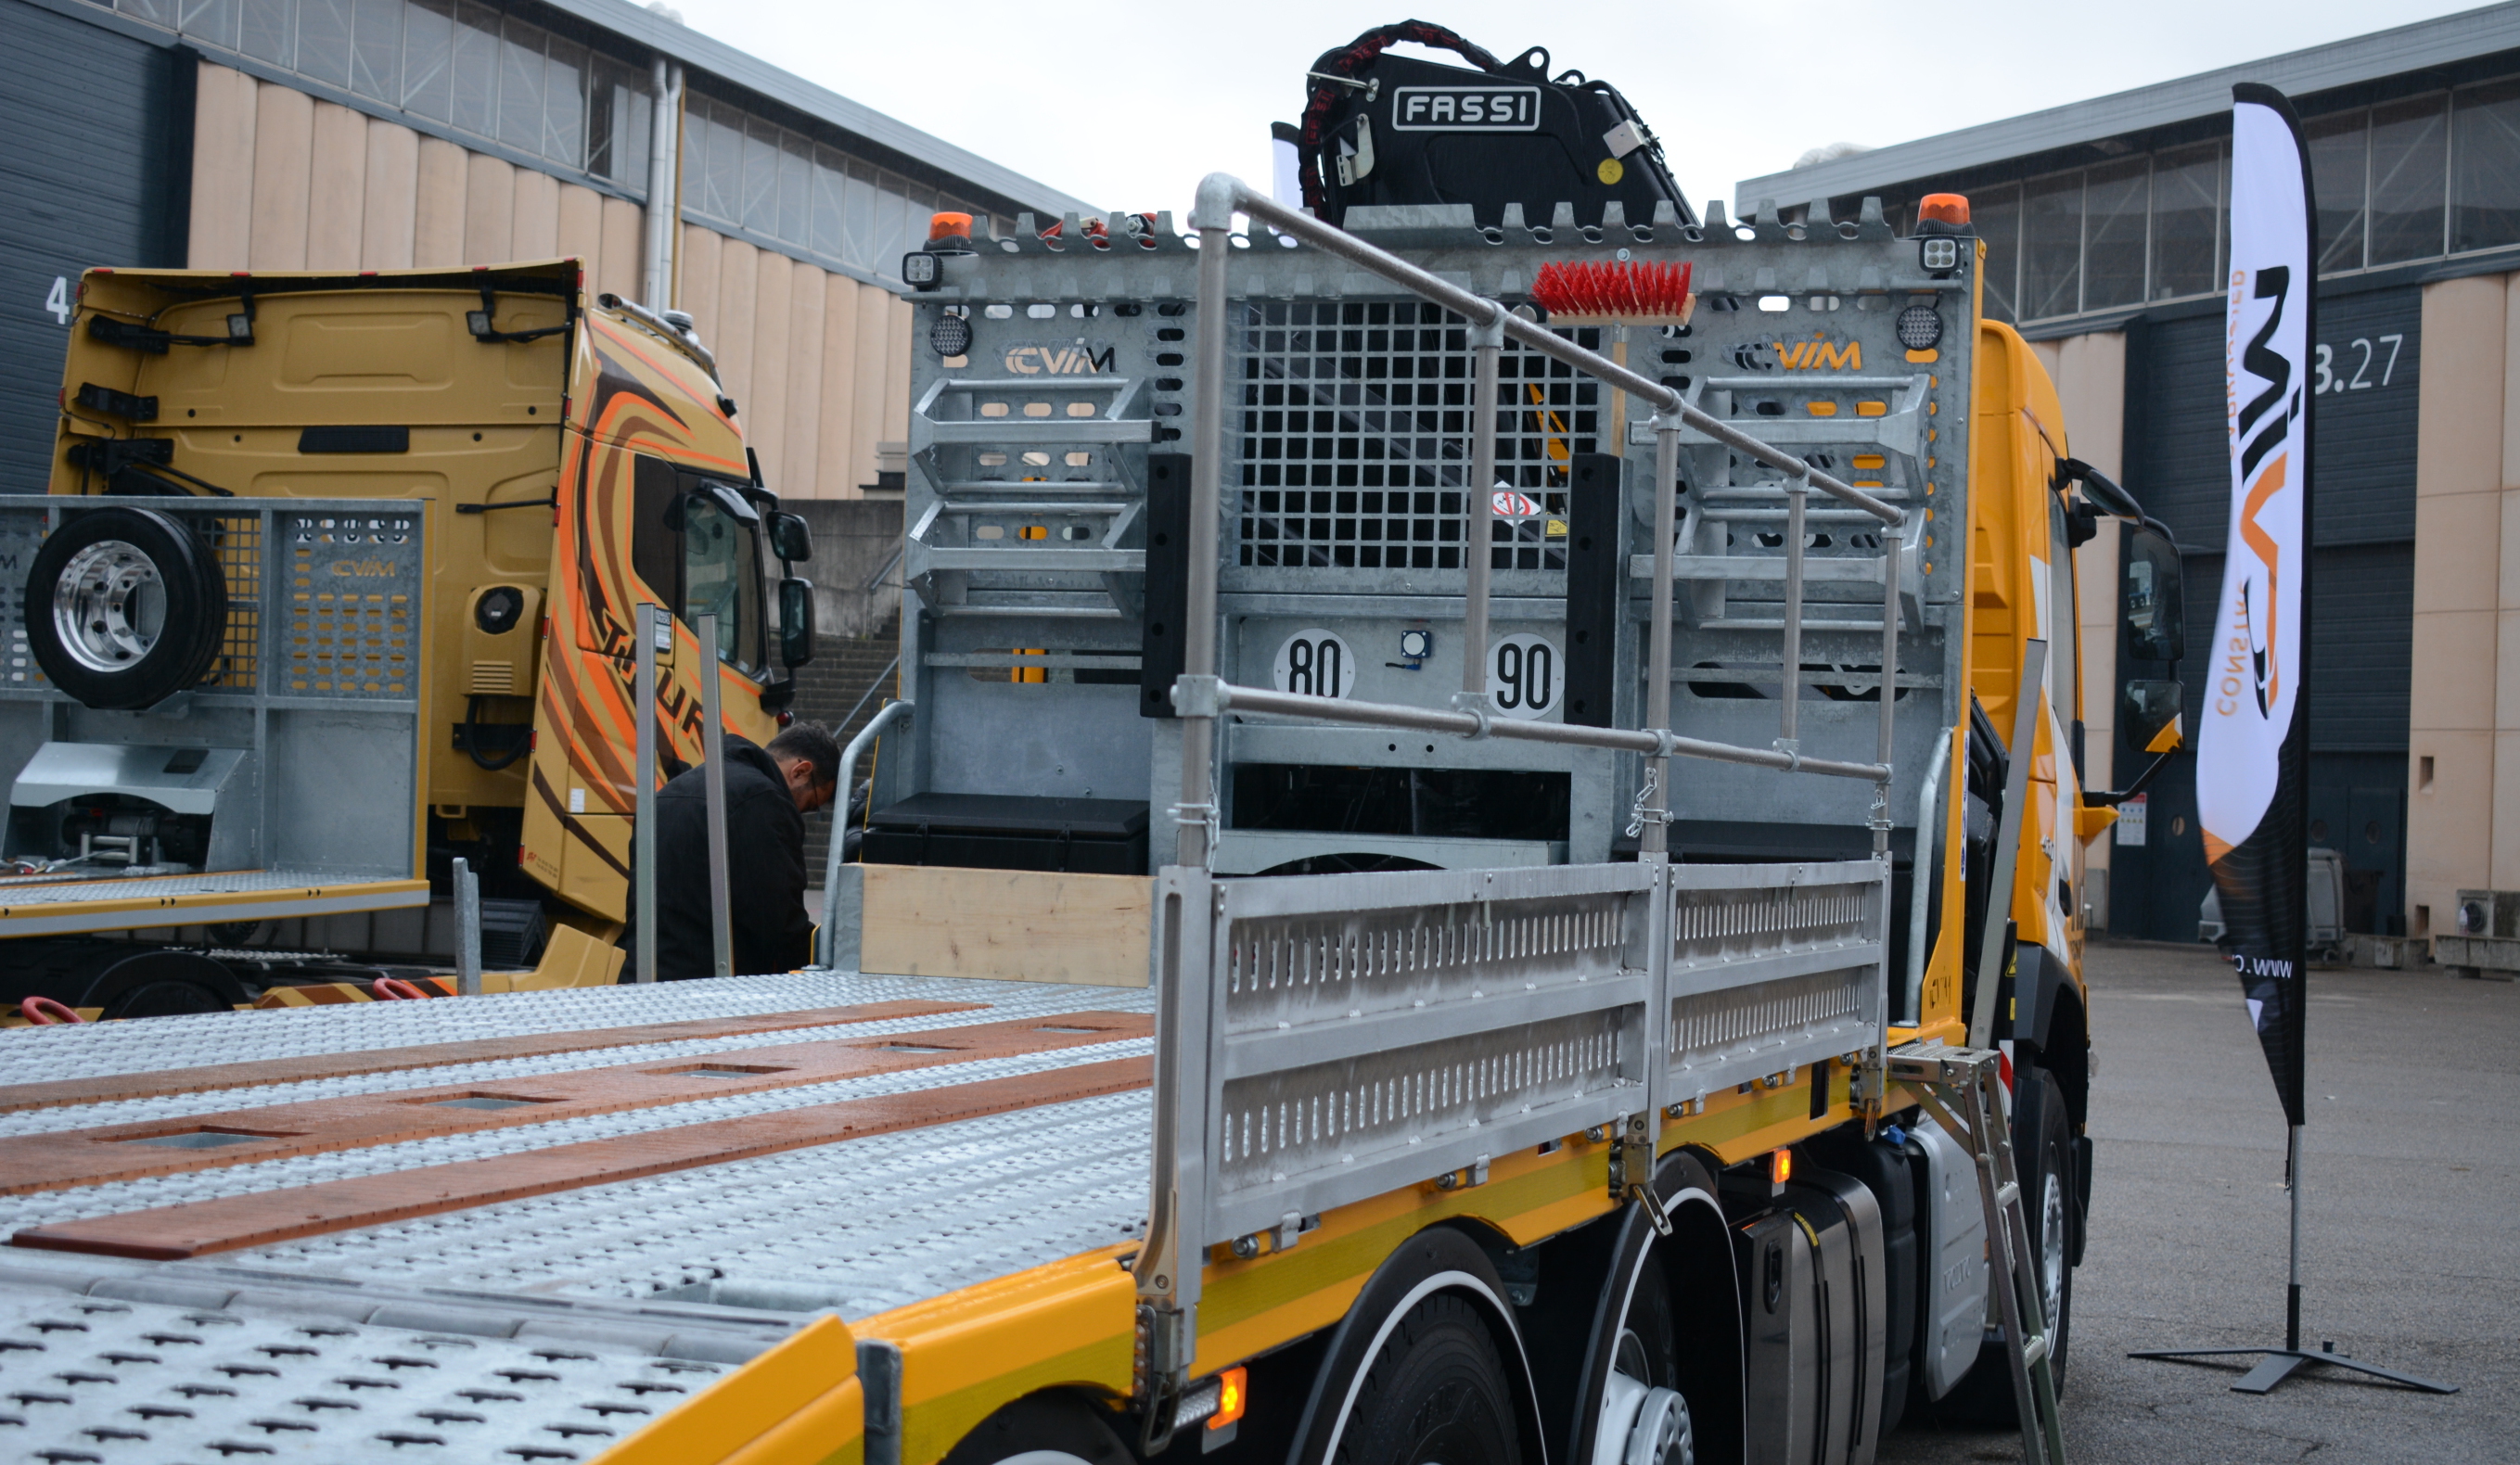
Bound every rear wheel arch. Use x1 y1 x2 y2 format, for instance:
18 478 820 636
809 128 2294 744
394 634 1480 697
1284 1220 1546 1465
1554 1148 1741 1465
939 1389 1133 1465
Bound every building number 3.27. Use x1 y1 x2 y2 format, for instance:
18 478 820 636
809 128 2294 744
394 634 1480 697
2312 334 2402 395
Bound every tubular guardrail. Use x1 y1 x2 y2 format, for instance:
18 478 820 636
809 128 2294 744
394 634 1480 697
1132 177 1909 1404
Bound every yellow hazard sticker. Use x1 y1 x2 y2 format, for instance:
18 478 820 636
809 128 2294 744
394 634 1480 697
1545 519 1568 537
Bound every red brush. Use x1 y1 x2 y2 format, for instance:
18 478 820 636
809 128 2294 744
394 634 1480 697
1530 259 1695 325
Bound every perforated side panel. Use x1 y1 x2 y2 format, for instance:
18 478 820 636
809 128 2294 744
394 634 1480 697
1663 867 1886 1101
0 510 39 690
1222 886 1635 1030
283 511 420 698
1215 1009 1627 1194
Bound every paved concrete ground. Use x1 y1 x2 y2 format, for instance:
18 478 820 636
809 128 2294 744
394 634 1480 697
1879 939 2518 1464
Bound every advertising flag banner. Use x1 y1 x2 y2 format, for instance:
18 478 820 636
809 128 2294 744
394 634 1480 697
2197 84 2314 1127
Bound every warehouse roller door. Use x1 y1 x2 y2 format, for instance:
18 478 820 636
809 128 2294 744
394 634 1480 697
0 0 188 492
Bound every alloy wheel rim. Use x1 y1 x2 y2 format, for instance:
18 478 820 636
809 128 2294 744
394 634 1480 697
2040 1165 2067 1328
53 540 166 673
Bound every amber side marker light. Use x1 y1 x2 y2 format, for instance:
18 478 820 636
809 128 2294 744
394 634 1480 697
1771 1147 1794 1186
1210 1366 1247 1431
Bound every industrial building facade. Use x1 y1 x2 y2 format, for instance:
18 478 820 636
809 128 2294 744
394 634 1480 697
2 0 1087 505
1738 4 2520 943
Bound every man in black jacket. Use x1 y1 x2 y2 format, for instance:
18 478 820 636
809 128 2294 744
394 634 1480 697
628 722 839 980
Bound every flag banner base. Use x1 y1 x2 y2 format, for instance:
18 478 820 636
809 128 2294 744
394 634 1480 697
2127 1343 2456 1396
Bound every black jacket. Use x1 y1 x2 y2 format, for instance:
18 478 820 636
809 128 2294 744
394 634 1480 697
623 735 812 980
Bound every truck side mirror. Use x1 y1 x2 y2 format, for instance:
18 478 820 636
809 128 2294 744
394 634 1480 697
769 511 812 563
778 577 816 669
2120 524 2183 665
2123 679 2183 755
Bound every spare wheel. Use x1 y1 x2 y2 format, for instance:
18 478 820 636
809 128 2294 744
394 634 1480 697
24 506 228 709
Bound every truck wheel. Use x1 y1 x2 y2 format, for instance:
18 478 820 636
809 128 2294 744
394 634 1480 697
1330 1293 1521 1465
941 1393 1132 1465
2020 1064 2076 1382
24 507 226 709
1596 1253 1693 1465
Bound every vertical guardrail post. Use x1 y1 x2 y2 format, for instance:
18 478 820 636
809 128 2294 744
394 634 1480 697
1905 727 1953 1026
1637 420 1682 858
1779 463 1810 759
1875 528 1903 861
697 612 733 979
1171 179 1234 871
1460 310 1503 704
1134 863 1214 1451
1640 860 1674 1197
816 699 914 970
454 856 481 996
633 603 661 985
1866 529 1905 1099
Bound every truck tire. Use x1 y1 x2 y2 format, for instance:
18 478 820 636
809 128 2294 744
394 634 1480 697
2019 1064 2076 1382
1330 1293 1521 1465
941 1393 1132 1465
1595 1253 1693 1465
24 507 226 709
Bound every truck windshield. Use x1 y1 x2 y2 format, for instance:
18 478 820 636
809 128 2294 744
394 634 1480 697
683 489 762 674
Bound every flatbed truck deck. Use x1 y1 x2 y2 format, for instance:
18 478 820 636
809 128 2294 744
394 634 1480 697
0 972 1158 1462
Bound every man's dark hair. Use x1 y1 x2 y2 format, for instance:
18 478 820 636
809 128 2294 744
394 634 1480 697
765 722 842 788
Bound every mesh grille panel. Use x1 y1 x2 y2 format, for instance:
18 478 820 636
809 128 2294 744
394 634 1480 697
1232 301 1602 572
203 514 261 690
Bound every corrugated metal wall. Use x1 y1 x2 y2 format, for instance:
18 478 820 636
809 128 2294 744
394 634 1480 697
0 0 186 492
183 61 914 500
2109 285 2421 939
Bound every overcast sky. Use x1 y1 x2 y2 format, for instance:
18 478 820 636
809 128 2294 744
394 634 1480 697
670 0 2495 220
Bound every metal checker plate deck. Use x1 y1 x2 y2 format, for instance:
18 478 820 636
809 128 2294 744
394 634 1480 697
0 1038 1150 1242
0 973 1116 1087
0 1270 734 1462
246 1090 1154 1319
0 869 412 909
0 985 1144 1140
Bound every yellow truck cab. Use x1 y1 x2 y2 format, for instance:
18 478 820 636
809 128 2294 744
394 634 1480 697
0 261 815 1014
